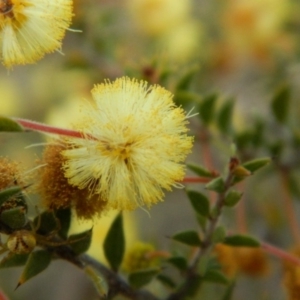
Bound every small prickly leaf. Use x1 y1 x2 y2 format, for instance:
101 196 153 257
128 268 160 289
205 177 225 193
187 190 210 217
0 253 29 268
17 250 51 287
224 190 243 207
0 206 27 229
0 116 24 132
104 213 125 272
69 228 93 255
172 230 202 247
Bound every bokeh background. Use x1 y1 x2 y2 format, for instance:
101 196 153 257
1 0 300 299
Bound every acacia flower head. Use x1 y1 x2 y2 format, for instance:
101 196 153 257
62 77 193 211
37 142 107 219
0 0 73 67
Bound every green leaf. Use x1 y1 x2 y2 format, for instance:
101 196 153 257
271 85 290 124
223 235 260 247
175 67 198 91
0 116 24 132
185 274 202 297
252 119 264 146
0 206 27 229
0 253 29 268
224 190 243 207
167 256 188 271
205 177 225 193
69 228 92 255
0 186 23 207
217 99 234 134
198 93 218 125
172 230 202 247
196 214 207 232
187 163 215 178
187 190 210 217
221 281 236 300
198 254 210 276
17 250 51 287
242 157 271 173
156 274 176 288
203 269 229 284
128 268 160 289
173 91 199 107
34 210 59 235
211 226 226 244
103 213 125 271
55 208 71 239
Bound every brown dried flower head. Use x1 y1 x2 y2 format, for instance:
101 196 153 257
37 142 107 219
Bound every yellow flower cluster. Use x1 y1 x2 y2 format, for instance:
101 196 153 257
283 246 300 300
215 244 269 278
122 242 158 273
62 77 193 211
0 0 73 67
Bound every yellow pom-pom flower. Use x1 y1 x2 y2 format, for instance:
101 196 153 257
62 76 193 211
0 0 73 67
122 242 159 273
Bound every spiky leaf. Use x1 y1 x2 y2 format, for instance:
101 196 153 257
175 67 198 91
271 85 290 124
242 157 271 173
55 208 71 239
0 116 24 132
129 268 160 289
187 190 210 217
0 206 27 229
198 93 218 125
103 213 125 271
224 190 243 207
203 269 229 284
69 228 93 255
17 250 51 287
34 210 59 235
221 281 236 300
157 274 176 288
172 230 202 247
205 177 225 193
217 99 234 134
211 226 226 244
167 256 188 271
187 163 215 178
0 253 29 268
0 186 23 207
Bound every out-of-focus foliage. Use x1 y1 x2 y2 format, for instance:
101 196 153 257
1 0 300 300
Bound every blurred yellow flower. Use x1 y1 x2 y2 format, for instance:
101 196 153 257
0 0 73 67
122 242 159 273
62 77 193 210
222 0 290 60
283 245 300 300
126 0 191 36
159 20 202 63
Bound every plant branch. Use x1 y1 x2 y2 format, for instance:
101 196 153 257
79 254 159 300
13 118 96 140
50 244 159 300
166 166 235 300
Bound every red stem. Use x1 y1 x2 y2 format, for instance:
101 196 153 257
13 118 95 140
182 177 210 183
280 170 300 244
262 242 300 266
